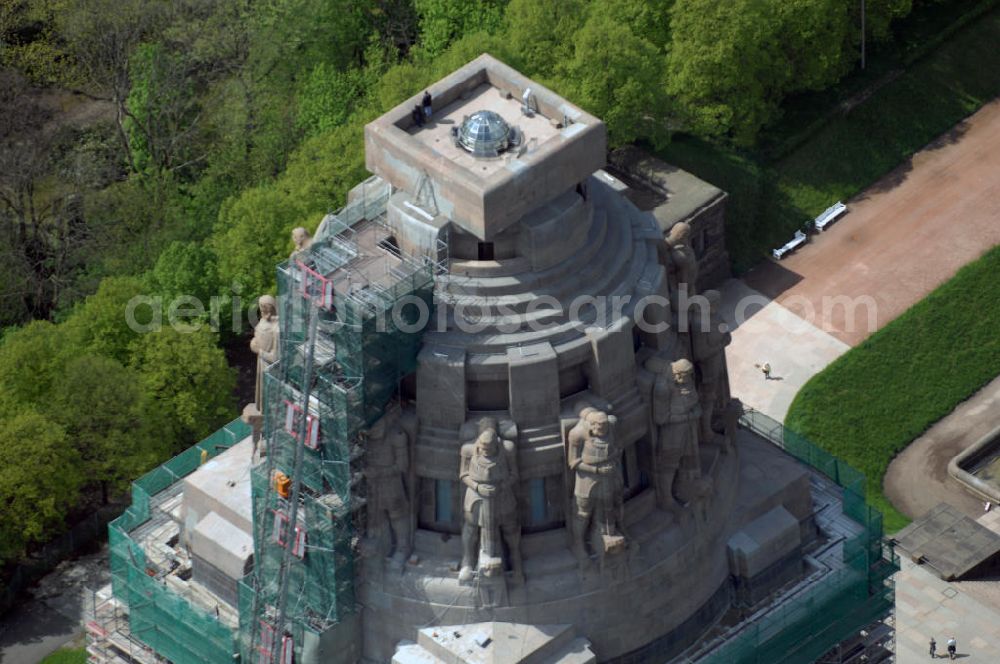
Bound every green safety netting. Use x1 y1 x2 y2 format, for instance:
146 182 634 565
699 409 899 664
243 209 432 662
108 417 251 664
275 255 432 425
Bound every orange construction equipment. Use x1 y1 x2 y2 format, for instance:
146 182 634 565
274 471 292 499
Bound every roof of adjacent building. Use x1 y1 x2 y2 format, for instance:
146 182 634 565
892 502 1000 581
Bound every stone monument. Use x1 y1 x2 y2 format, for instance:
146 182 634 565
249 294 279 411
243 294 279 454
458 417 523 589
666 221 699 306
362 411 412 567
90 53 855 664
567 408 627 566
290 227 313 260
692 289 732 441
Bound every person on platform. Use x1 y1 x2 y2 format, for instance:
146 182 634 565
422 91 433 120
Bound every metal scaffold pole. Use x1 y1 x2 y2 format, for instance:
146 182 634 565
271 293 321 663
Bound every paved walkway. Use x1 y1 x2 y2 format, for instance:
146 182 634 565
745 98 1000 347
895 556 1000 663
0 602 78 664
0 547 109 664
720 279 849 422
884 375 1000 522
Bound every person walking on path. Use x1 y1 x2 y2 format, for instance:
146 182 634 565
946 636 957 659
755 362 772 380
929 637 936 658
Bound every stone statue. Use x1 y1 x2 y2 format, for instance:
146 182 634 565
290 227 313 259
692 289 731 441
666 222 699 303
249 295 280 410
568 409 626 563
649 358 709 509
459 418 523 584
362 412 412 566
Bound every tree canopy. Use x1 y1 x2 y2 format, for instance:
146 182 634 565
0 410 83 561
129 327 236 447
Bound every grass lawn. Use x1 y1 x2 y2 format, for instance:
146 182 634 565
658 0 1000 273
785 245 1000 532
40 648 88 664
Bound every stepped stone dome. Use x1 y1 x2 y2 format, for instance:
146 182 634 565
458 109 511 156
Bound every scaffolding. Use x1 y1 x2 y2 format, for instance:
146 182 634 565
687 409 899 664
96 418 252 664
241 202 437 663
91 181 440 664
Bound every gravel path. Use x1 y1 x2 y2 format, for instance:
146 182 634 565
883 375 1000 525
745 98 1000 346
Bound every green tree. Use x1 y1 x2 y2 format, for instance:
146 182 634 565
212 185 299 297
561 2 670 147
864 0 913 42
504 0 588 79
84 172 189 277
249 0 370 82
667 0 784 143
49 355 161 503
0 410 83 563
124 41 199 173
0 70 97 323
593 0 675 51
151 241 220 308
129 327 236 449
0 320 73 414
296 62 374 136
776 0 852 92
667 0 854 144
62 276 148 364
280 121 368 217
0 0 81 86
52 0 170 173
212 120 366 296
414 0 506 57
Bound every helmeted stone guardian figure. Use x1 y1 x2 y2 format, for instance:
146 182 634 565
249 295 280 411
362 412 412 566
568 409 626 563
666 222 699 305
650 359 709 509
692 289 731 441
459 418 523 584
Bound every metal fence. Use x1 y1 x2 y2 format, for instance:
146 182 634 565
690 408 898 664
